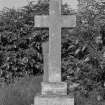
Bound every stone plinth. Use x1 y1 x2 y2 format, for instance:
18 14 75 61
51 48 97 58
34 95 74 105
41 82 67 95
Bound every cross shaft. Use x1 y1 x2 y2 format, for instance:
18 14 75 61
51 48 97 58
34 0 76 82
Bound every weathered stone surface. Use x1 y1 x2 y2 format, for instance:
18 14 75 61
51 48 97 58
34 0 76 83
35 15 49 27
42 41 61 82
41 82 67 95
34 0 76 104
42 42 49 82
34 95 74 105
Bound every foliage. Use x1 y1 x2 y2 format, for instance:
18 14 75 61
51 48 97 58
61 0 105 97
0 0 105 99
0 1 49 84
0 1 75 84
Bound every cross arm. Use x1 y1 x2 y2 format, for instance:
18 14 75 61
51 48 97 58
61 15 76 28
34 15 49 28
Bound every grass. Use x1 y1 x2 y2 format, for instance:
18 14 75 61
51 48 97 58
0 75 42 105
75 89 105 105
0 75 105 105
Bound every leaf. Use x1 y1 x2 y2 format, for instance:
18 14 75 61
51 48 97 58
75 48 81 55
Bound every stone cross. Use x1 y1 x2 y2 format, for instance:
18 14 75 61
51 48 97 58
35 0 76 82
34 0 76 105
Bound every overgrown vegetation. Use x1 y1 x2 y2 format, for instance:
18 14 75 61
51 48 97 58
0 0 105 100
0 1 49 84
0 0 75 85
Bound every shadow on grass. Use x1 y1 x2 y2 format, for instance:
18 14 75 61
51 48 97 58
0 75 42 105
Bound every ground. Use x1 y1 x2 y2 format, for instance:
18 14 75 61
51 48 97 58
0 75 105 105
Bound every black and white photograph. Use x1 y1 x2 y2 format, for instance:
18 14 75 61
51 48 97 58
0 0 105 105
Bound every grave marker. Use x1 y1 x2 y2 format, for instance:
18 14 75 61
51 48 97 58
34 0 76 105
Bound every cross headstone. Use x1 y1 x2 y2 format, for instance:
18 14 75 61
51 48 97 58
34 0 76 105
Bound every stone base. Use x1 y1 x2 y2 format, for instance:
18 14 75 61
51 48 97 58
34 95 74 105
41 82 67 95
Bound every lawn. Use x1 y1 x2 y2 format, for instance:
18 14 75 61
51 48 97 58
0 75 42 105
0 75 105 105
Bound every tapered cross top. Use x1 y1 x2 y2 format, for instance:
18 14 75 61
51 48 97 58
34 0 76 82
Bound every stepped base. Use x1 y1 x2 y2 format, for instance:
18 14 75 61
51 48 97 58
34 95 74 105
41 82 67 95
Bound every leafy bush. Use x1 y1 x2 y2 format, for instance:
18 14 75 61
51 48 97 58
0 1 49 84
0 0 105 99
61 0 105 97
